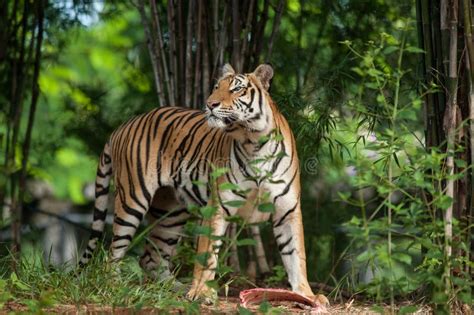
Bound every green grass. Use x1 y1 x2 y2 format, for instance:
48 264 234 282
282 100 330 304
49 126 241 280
0 247 200 313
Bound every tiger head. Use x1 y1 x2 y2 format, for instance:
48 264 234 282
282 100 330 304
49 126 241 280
206 63 274 131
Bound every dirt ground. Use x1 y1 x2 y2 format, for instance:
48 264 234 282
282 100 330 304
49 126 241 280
2 298 441 314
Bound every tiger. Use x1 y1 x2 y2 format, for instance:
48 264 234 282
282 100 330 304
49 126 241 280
79 63 329 306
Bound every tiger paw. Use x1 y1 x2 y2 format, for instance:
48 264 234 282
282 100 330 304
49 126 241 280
311 294 330 307
186 285 217 304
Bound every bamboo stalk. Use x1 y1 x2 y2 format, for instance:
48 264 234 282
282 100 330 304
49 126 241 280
212 0 219 49
253 0 270 68
17 0 45 262
461 0 474 277
10 0 29 263
296 0 304 93
211 4 228 82
150 0 174 106
167 0 178 105
265 0 286 63
185 0 195 107
240 0 255 70
421 0 441 148
193 0 203 108
177 0 185 105
245 0 260 68
202 14 210 101
442 0 459 296
231 0 241 71
435 0 448 142
137 0 166 106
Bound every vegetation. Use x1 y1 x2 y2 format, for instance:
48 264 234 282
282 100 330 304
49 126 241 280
0 0 472 313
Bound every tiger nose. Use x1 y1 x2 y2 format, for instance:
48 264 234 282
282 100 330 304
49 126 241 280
207 100 220 109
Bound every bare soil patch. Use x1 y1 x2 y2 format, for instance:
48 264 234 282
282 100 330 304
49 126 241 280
2 298 439 314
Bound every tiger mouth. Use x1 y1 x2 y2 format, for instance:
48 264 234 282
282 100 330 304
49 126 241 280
207 113 233 125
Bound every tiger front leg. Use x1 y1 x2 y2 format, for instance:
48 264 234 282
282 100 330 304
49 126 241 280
187 210 228 303
272 196 330 307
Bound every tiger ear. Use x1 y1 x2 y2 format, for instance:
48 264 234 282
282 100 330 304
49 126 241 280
253 64 274 90
221 63 235 77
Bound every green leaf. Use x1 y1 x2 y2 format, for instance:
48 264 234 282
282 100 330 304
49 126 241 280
405 46 425 54
211 167 229 178
192 225 212 236
225 215 244 223
237 239 257 246
274 133 284 141
383 46 399 55
219 182 240 191
195 252 210 267
435 195 453 210
398 305 418 314
454 159 467 168
205 280 219 290
192 180 207 186
356 250 372 263
200 206 217 219
238 306 254 315
393 252 412 265
258 134 270 144
224 200 246 208
258 301 271 313
370 305 384 314
258 202 275 213
10 273 29 291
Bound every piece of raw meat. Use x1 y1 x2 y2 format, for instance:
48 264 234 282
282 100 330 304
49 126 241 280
239 288 327 313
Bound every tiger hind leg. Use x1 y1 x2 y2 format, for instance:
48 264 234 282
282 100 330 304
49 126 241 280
110 193 149 262
139 187 189 281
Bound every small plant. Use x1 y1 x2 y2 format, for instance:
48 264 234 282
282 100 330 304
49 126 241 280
264 265 287 287
339 22 473 312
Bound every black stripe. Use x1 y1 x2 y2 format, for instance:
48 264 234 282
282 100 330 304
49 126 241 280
112 245 128 250
114 216 137 228
95 185 109 198
151 235 178 246
273 170 298 203
93 207 107 221
153 107 179 138
183 186 203 205
281 248 296 255
159 220 187 228
149 208 189 221
103 151 111 163
135 112 153 203
124 115 148 211
97 168 112 178
112 234 133 242
144 111 156 173
124 204 144 222
273 202 298 228
90 229 102 239
270 139 286 173
218 196 232 216
278 236 293 252
145 256 154 264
